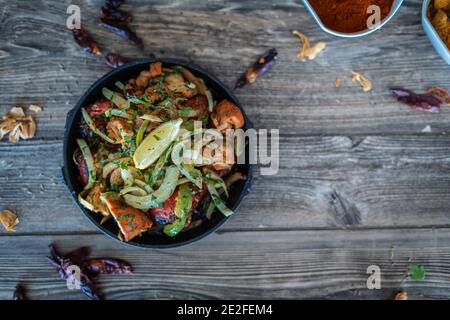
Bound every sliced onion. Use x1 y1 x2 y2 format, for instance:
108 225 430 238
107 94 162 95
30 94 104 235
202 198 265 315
102 87 129 109
205 90 214 112
81 108 118 145
178 164 203 189
206 182 234 217
78 192 94 211
123 166 180 210
139 114 163 122
102 162 119 179
134 179 153 193
120 168 134 187
120 186 148 196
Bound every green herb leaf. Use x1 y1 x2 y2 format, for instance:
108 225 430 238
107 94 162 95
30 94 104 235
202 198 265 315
117 213 135 221
409 264 426 281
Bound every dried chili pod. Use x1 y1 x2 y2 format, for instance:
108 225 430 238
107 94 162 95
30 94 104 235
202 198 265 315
46 244 101 300
390 88 442 113
99 18 143 48
234 48 278 89
426 86 450 104
83 258 133 276
13 285 26 300
101 6 132 24
72 27 101 55
104 52 128 68
105 0 124 9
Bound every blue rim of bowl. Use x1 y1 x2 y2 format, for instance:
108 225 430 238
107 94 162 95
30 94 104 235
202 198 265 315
422 0 450 59
62 57 254 249
302 0 404 38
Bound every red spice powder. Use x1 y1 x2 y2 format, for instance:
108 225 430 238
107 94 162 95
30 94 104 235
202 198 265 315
308 0 395 33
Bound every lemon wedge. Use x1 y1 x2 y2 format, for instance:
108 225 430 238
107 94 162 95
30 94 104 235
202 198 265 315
133 119 182 169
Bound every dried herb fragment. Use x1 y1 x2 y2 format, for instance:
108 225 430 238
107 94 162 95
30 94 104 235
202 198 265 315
0 107 37 143
101 6 132 24
83 259 133 276
426 86 450 104
72 28 101 55
104 52 128 68
13 285 26 300
99 19 143 48
390 88 442 113
292 31 326 61
0 209 19 231
351 71 372 92
234 48 278 89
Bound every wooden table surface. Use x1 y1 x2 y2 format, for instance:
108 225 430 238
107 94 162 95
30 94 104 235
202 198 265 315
1 0 450 300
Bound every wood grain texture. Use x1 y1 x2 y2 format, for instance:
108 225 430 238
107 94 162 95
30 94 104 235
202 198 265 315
1 0 450 300
1 135 450 235
1 229 450 300
0 0 450 137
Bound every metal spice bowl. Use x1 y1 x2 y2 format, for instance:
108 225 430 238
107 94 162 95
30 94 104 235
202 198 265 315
302 0 404 38
62 57 254 248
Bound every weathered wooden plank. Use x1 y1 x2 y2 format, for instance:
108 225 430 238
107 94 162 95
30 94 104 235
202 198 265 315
0 228 449 300
1 0 449 138
1 135 449 235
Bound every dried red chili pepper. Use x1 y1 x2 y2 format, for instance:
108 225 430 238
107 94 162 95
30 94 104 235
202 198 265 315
390 88 442 113
46 244 133 300
83 258 133 276
234 48 278 89
101 6 132 24
13 285 26 300
104 52 128 68
47 244 101 300
426 86 450 104
99 18 143 48
72 27 101 55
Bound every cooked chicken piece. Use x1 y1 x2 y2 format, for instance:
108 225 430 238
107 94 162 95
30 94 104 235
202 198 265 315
165 74 195 98
106 118 134 146
86 184 110 216
136 70 152 87
149 62 162 78
211 100 244 131
182 95 208 118
102 193 153 241
145 85 162 103
86 100 111 117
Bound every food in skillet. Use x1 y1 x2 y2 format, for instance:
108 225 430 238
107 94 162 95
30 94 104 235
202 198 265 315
74 62 246 241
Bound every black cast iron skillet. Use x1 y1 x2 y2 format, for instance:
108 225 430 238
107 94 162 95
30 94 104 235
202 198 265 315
62 58 253 248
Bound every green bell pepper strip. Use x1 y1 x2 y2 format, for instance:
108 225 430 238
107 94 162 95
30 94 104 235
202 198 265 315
76 138 96 190
163 184 193 237
81 108 118 145
206 182 234 217
135 119 149 147
123 165 179 210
